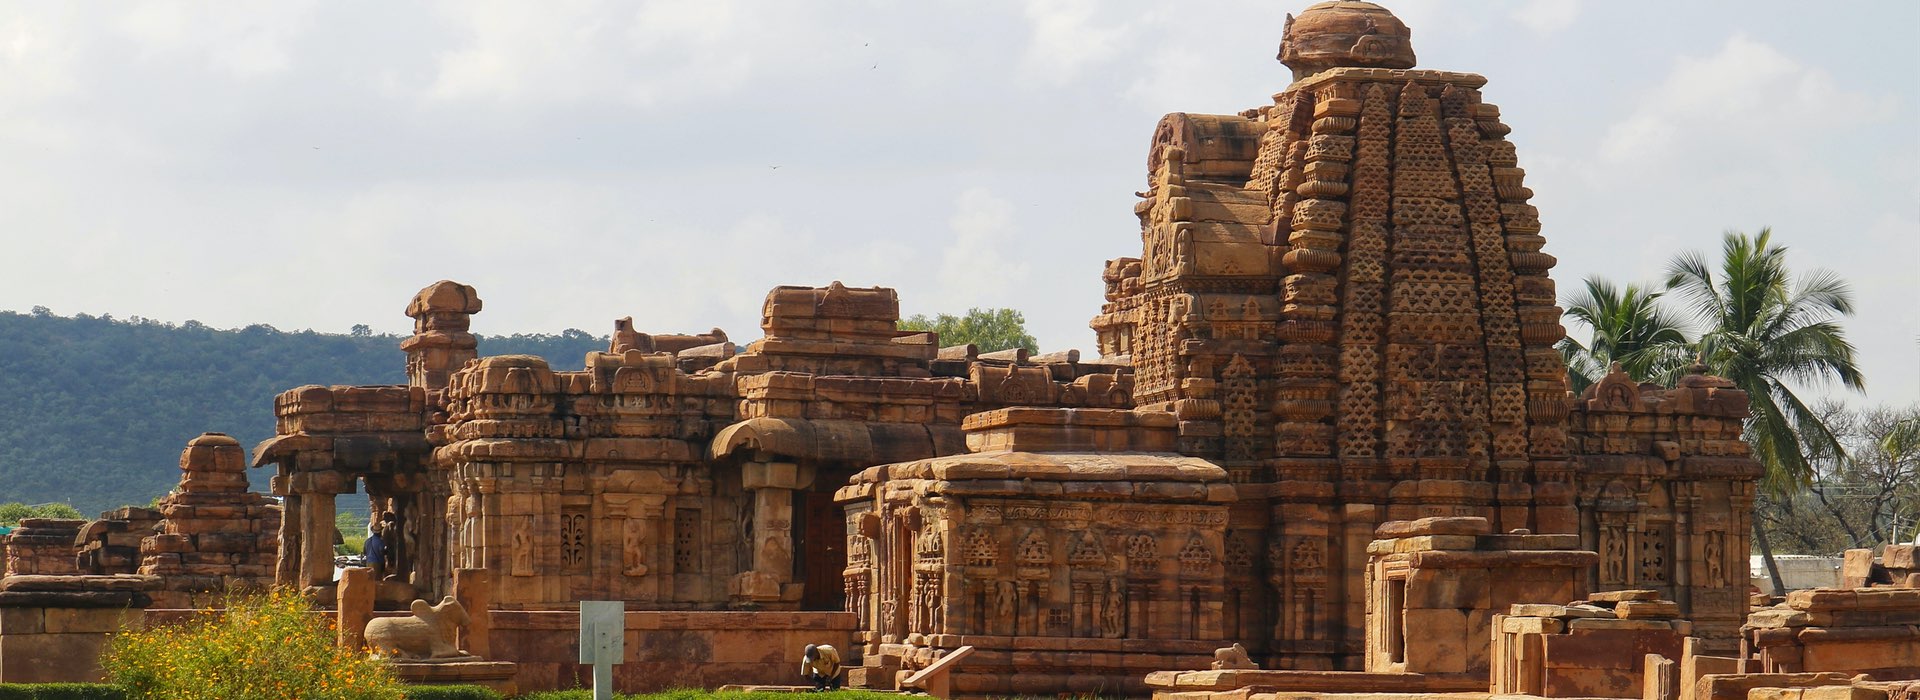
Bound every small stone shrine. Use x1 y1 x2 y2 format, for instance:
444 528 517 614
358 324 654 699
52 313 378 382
138 433 281 607
837 407 1236 695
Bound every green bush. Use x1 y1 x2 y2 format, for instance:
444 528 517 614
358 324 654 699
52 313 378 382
401 687 498 700
103 587 403 700
0 684 125 700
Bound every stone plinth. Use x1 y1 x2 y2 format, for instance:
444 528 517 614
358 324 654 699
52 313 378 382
140 433 280 607
3 519 84 577
0 574 155 683
389 660 518 696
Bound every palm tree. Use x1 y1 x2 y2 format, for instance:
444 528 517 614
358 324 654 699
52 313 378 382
1558 277 1694 394
1666 228 1866 592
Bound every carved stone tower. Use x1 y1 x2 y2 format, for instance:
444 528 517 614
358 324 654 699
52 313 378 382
402 280 483 392
1095 0 1580 668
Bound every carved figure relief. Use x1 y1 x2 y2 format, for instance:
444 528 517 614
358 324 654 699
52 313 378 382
994 580 1018 631
622 518 651 577
1100 578 1126 638
511 516 534 577
1704 530 1726 587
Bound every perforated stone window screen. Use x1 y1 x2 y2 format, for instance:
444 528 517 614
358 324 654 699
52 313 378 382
674 509 701 571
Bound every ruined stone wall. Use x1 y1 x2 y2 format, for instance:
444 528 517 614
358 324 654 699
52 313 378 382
75 507 162 575
2 519 84 577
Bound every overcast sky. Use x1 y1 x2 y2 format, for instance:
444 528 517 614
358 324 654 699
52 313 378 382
1 0 1914 407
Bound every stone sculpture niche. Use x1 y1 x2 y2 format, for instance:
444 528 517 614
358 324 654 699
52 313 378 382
364 596 476 661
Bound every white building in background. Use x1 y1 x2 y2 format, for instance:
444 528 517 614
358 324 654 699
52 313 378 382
1751 555 1843 595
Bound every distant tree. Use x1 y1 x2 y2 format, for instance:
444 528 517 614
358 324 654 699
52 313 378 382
350 324 373 338
0 502 86 525
0 310 611 512
1755 403 1920 554
899 308 1039 354
1557 277 1694 394
335 510 366 556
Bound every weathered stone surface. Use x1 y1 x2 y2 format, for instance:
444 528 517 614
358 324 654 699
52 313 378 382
137 434 279 606
1588 589 1661 603
1616 599 1682 620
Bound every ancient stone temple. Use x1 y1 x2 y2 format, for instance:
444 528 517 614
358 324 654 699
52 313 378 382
196 1 1764 693
1085 0 1761 667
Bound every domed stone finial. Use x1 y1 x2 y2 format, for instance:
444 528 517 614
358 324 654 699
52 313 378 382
1278 1 1416 81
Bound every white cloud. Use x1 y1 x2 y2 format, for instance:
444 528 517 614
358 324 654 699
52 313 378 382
116 1 318 79
1018 0 1142 86
0 7 81 103
1511 0 1580 35
938 187 1030 307
1600 35 1893 165
427 0 761 107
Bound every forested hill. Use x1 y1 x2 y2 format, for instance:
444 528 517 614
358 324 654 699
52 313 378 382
0 309 606 515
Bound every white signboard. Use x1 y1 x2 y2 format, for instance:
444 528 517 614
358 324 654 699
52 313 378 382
579 600 625 700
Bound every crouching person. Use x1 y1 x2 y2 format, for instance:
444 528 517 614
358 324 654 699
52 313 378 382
801 643 841 692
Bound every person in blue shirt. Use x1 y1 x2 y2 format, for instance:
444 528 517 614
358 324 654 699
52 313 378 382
363 523 387 580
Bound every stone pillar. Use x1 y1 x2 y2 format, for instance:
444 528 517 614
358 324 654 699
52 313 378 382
400 281 482 392
301 492 337 589
337 567 374 650
272 483 301 587
454 568 490 658
731 461 812 605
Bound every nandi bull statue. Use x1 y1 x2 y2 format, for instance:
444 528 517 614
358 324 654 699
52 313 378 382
364 596 477 661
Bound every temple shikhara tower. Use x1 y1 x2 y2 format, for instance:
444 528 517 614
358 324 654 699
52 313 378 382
1087 0 1761 673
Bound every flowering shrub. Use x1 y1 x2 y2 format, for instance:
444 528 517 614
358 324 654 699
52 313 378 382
103 588 402 700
